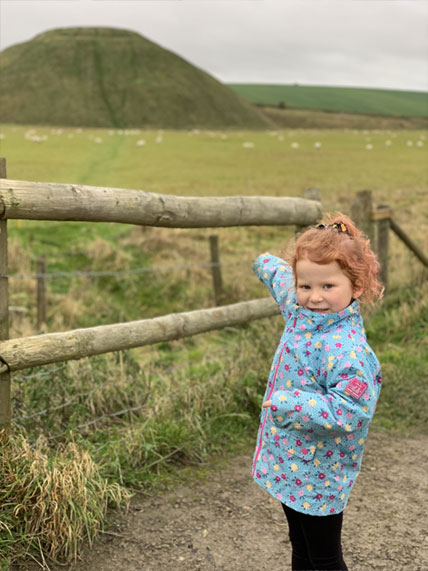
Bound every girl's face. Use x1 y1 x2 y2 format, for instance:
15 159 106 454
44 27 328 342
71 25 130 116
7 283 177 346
295 259 362 314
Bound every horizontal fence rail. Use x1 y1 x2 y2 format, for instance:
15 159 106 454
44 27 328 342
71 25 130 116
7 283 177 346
0 179 322 227
0 297 279 373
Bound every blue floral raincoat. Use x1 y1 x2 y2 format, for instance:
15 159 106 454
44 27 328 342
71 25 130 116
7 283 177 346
252 254 382 515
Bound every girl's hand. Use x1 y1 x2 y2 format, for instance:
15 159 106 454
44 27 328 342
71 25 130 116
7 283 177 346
262 400 272 408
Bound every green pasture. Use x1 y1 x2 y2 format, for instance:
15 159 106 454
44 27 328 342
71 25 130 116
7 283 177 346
227 84 428 117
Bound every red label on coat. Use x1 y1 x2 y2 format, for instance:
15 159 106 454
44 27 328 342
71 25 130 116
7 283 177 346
344 378 368 399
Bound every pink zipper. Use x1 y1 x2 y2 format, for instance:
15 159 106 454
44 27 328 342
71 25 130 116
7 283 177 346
252 342 288 476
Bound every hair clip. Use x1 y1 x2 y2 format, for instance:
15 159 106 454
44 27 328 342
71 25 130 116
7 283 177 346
316 222 348 234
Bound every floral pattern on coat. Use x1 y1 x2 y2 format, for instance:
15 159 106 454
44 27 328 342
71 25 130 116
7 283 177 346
252 254 382 515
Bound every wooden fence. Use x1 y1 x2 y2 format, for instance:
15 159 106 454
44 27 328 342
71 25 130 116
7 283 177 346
0 159 322 429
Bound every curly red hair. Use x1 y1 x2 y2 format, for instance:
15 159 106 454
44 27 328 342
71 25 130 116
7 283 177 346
290 213 384 304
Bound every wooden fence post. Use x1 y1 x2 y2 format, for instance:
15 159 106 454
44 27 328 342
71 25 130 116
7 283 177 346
0 157 11 434
350 190 374 246
209 235 223 306
37 256 47 329
376 205 391 290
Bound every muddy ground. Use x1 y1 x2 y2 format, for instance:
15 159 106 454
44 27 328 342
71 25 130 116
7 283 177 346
18 430 428 571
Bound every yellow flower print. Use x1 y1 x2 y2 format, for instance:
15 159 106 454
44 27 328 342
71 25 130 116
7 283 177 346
352 454 358 460
266 481 272 488
280 265 286 271
358 438 365 445
328 355 335 361
345 424 352 431
314 341 322 349
279 394 287 401
325 423 332 430
288 448 295 455
362 406 369 413
349 306 354 314
357 369 363 377
309 446 316 454
350 351 357 359
291 463 298 472
327 319 334 325
309 399 317 406
332 463 339 470
317 441 324 449
327 362 334 370
324 480 331 487
271 427 277 434
293 422 302 430
274 464 280 471
321 504 327 511
264 273 268 279
307 317 313 324
286 379 292 388
343 475 347 482
277 416 284 422
306 484 313 491
303 502 311 510
314 459 321 467
333 335 341 339
341 493 346 500
335 437 341 444
305 332 312 339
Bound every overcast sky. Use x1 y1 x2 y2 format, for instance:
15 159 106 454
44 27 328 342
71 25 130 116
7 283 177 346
1 0 427 92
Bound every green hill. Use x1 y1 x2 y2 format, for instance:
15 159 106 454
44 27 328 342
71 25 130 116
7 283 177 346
227 84 428 118
0 27 270 129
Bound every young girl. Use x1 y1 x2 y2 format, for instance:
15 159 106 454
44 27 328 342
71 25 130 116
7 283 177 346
252 214 383 571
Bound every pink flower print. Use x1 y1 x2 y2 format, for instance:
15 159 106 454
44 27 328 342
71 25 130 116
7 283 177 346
335 342 342 348
356 346 362 353
284 364 290 371
263 258 269 263
316 493 323 500
321 410 329 419
294 390 301 396
338 485 343 491
279 456 284 463
334 475 340 482
298 490 304 497
349 445 355 452
286 451 294 459
295 405 302 412
302 415 310 422
262 468 267 474
256 472 261 479
281 473 286 480
269 454 274 459
325 344 331 351
363 393 370 400
275 476 281 482
336 408 343 416
339 452 345 458
282 438 289 445
300 378 308 385
357 421 363 428
279 371 284 379
262 455 268 462
326 450 333 458
295 334 301 341
299 323 306 331
318 473 326 480
347 434 355 440
329 495 336 500
297 369 304 376
306 341 312 347
290 495 296 502
276 492 283 500
301 448 308 455
329 508 336 513
296 439 303 446
296 478 303 486
346 412 353 419
344 362 351 368
274 434 280 441
351 329 356 335
337 354 344 360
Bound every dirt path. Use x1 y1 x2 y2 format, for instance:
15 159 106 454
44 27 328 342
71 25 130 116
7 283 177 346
53 430 427 571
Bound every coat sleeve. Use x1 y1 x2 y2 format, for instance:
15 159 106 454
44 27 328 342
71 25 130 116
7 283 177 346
253 253 295 310
269 351 381 436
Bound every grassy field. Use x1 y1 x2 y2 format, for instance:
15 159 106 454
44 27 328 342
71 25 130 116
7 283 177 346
227 84 428 117
0 122 427 566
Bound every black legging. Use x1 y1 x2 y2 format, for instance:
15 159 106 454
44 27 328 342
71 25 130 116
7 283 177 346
282 504 348 571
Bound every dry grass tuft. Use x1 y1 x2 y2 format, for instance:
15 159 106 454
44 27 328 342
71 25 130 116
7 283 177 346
0 433 131 564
